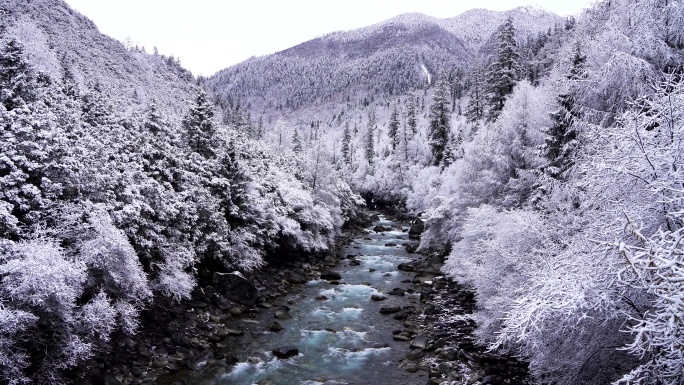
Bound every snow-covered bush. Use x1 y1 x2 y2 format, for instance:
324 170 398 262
444 205 545 338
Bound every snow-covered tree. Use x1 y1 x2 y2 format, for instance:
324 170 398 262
428 77 451 166
183 90 216 158
486 17 522 121
388 104 400 152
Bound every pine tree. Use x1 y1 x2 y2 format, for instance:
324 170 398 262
465 65 486 122
292 127 302 153
407 96 417 135
365 110 376 165
428 78 451 166
0 39 35 110
486 17 522 122
183 90 216 158
143 101 164 135
541 42 586 180
341 122 352 165
388 104 400 152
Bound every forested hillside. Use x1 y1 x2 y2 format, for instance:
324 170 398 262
0 1 360 383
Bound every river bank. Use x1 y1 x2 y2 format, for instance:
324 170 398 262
74 209 529 385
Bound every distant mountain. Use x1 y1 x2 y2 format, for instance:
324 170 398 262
442 6 563 52
0 0 197 120
206 5 563 120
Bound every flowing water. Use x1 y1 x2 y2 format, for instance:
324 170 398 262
187 215 425 385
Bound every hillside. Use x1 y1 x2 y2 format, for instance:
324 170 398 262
0 1 362 383
0 0 196 120
206 6 563 123
442 5 562 52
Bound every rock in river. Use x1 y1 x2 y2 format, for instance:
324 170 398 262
272 346 299 359
274 306 292 319
320 270 342 281
268 320 284 332
408 219 425 239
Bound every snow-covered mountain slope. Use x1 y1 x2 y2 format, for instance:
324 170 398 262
442 6 563 53
0 0 197 120
206 6 562 120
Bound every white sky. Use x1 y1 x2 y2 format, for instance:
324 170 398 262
64 0 595 77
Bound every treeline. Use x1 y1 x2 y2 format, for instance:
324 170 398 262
0 34 360 383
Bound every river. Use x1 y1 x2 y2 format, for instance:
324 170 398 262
178 214 426 385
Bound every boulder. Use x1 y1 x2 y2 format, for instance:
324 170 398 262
272 346 299 359
213 272 260 306
320 270 342 281
397 262 416 272
388 287 406 296
408 219 425 239
284 271 307 284
268 320 284 332
404 242 420 253
274 306 292 319
370 294 387 301
379 305 402 314
410 334 428 350
373 225 386 233
369 214 380 222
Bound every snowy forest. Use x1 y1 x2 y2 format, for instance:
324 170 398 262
2 0 684 384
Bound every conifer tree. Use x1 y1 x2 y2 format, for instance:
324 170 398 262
428 78 451 166
388 104 400 152
365 110 376 165
341 123 352 165
144 101 164 135
292 126 302 153
407 95 417 135
183 90 216 158
486 17 522 121
541 42 586 179
465 65 486 122
0 39 35 110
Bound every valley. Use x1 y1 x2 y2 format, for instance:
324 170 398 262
1 0 683 384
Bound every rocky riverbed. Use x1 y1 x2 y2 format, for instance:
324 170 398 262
74 210 529 385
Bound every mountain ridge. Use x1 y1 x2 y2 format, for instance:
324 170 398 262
206 5 563 121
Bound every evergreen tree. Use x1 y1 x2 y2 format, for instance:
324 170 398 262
292 126 302 153
143 101 164 135
388 104 400 152
364 110 376 165
541 42 586 180
81 84 113 127
0 39 35 110
486 17 522 121
428 78 451 166
407 95 417 135
256 117 264 139
568 41 587 81
465 65 486 122
341 123 352 165
183 90 216 158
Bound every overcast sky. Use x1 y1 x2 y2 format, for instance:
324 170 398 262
64 0 595 77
